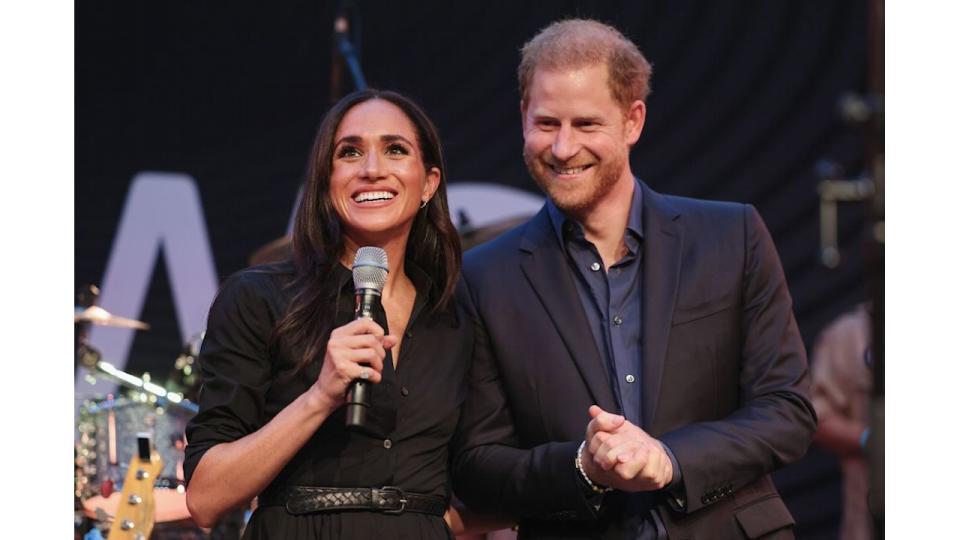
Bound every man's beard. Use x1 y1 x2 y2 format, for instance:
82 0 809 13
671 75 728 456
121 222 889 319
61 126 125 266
523 148 627 217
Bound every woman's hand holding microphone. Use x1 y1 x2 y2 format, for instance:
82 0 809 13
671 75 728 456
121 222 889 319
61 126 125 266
308 318 398 414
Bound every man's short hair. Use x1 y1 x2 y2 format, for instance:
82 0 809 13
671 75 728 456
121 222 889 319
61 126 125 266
519 19 653 110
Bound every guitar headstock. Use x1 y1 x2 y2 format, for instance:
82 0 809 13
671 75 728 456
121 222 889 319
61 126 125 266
108 434 163 540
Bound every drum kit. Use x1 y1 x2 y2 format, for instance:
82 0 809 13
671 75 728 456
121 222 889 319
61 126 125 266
74 291 225 539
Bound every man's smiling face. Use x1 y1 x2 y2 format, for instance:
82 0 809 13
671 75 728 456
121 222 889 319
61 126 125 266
521 63 644 217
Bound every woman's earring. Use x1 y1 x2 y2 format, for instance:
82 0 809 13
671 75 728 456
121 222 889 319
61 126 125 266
420 199 429 209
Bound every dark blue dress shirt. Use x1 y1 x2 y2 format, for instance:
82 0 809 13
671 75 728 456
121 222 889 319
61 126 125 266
546 179 674 539
546 190 645 427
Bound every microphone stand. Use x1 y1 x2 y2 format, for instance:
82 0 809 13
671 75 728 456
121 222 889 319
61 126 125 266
331 0 367 97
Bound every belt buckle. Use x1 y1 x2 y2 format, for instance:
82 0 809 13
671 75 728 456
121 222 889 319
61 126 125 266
372 486 407 514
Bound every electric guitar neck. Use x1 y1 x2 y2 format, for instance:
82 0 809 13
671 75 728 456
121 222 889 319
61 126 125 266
107 433 162 540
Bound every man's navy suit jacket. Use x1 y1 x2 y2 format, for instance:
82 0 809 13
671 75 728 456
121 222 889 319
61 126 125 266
452 181 817 539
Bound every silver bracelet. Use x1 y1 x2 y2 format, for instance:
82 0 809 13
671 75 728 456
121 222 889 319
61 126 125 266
576 441 610 494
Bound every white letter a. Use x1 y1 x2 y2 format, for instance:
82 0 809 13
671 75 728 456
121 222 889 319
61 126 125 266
77 172 219 399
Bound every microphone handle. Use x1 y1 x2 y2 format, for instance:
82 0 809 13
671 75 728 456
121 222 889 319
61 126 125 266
345 288 380 431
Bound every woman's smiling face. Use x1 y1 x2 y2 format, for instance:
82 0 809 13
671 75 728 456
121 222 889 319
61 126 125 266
329 99 440 247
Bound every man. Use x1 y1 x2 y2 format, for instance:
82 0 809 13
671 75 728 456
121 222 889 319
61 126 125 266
452 19 816 539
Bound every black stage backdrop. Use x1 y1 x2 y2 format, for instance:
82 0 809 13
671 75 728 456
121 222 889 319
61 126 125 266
76 1 871 538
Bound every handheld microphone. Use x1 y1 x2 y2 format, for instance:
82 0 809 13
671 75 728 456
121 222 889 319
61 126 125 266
345 246 388 430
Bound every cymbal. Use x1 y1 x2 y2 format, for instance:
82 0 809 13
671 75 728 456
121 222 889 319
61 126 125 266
75 306 150 330
460 214 532 251
249 235 292 266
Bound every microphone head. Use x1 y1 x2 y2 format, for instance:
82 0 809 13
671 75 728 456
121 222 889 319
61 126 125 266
352 247 388 292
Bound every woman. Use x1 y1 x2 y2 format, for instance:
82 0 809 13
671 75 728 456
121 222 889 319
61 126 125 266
184 89 474 539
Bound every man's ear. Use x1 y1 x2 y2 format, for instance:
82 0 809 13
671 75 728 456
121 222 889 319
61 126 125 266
624 100 646 145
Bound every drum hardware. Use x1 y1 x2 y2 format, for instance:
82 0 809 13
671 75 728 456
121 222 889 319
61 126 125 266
82 358 199 415
75 289 150 383
169 332 206 403
75 305 151 331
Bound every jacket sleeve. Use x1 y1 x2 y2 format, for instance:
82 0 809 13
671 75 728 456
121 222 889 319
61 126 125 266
183 271 275 486
658 205 817 514
450 278 598 521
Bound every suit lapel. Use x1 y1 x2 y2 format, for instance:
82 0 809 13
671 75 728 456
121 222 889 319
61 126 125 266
640 183 683 428
518 208 619 413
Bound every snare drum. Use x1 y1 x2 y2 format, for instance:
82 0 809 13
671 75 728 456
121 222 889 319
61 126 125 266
76 395 193 522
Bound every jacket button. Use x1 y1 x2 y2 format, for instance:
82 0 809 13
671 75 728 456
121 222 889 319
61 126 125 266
383 439 392 449
400 386 409 396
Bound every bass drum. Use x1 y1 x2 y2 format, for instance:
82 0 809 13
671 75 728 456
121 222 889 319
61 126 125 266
76 395 191 523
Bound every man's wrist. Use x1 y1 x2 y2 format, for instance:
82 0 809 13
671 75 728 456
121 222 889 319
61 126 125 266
575 441 611 495
660 441 683 491
659 441 686 510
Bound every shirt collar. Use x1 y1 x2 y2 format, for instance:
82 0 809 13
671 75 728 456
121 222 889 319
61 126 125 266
334 256 443 330
333 261 354 292
335 257 435 301
546 177 645 249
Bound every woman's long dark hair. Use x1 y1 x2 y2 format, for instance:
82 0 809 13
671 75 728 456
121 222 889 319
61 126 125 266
274 89 461 373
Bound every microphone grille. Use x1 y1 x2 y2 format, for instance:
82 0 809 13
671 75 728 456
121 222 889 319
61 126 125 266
352 247 388 292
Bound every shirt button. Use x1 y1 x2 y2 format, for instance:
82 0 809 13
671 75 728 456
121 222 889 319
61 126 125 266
383 439 392 449
400 386 409 397
613 315 623 326
625 374 636 383
590 262 601 272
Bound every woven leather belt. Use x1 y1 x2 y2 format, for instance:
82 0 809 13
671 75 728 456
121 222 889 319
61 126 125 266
259 486 447 517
